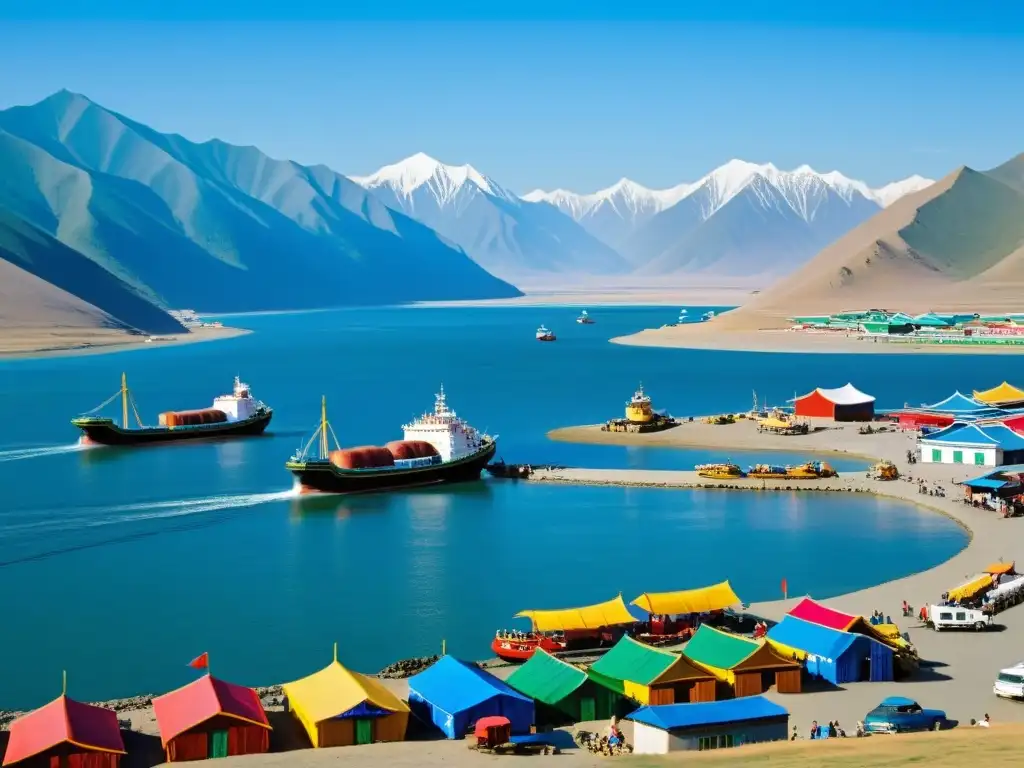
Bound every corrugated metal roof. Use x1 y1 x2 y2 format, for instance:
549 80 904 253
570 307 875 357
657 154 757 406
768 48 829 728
627 696 788 730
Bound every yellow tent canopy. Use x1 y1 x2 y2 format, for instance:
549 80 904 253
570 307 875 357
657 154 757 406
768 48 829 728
282 659 409 726
985 561 1016 576
632 581 741 615
946 574 994 602
516 594 636 632
973 382 1024 405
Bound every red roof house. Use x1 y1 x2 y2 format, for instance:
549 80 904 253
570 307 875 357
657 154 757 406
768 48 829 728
792 384 875 421
3 696 125 768
152 675 271 762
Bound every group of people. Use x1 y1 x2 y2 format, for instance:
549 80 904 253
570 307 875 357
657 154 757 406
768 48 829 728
867 610 892 625
794 720 855 740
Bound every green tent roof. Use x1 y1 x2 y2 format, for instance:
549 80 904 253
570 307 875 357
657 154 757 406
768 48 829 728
588 636 710 686
506 649 587 705
682 625 759 670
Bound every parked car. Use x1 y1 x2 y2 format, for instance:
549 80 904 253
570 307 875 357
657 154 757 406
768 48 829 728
929 604 992 631
863 697 947 733
994 662 1024 700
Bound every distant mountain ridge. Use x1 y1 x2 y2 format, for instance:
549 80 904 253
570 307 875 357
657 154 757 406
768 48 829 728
705 153 1024 330
0 90 520 335
353 153 630 282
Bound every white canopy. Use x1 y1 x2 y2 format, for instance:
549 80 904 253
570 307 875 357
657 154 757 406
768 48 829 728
791 383 875 405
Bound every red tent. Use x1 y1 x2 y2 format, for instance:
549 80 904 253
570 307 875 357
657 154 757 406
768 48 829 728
3 696 125 768
792 383 875 421
152 675 270 762
788 598 891 646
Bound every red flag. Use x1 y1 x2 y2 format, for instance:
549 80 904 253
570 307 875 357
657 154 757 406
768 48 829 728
781 578 788 597
188 652 209 670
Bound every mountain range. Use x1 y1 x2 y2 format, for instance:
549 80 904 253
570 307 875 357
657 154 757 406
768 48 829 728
707 153 1024 330
352 153 630 283
525 162 934 279
0 91 520 337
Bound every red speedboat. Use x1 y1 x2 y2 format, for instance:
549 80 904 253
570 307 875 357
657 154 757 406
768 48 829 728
491 632 566 662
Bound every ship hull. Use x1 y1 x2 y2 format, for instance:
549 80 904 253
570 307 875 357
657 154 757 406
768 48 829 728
72 410 273 446
288 439 497 495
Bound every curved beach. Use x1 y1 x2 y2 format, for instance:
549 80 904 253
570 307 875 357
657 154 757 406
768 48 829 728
541 418 1024 730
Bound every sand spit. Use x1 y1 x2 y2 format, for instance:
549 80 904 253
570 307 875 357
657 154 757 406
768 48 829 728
541 417 1024 731
0 325 250 360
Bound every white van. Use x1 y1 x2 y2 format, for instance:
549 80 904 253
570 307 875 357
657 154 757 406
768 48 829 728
929 605 992 631
994 663 1024 699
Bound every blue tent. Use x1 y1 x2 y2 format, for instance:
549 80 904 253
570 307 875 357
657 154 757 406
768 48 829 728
767 616 893 684
628 696 788 730
407 656 534 739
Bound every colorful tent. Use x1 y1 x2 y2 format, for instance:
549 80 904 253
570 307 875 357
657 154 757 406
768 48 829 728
515 595 636 632
974 382 1024 407
588 636 715 705
791 383 875 421
919 391 990 413
946 574 994 602
282 654 409 748
787 598 892 647
152 675 271 762
681 625 801 696
632 581 741 616
986 561 1016 576
766 616 893 684
505 649 623 724
407 656 533 739
3 695 125 768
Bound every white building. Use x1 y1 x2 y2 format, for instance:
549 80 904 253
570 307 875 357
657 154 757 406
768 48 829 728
627 697 789 755
918 423 1024 467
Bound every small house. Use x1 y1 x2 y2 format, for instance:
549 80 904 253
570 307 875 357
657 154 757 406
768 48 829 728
918 423 1024 467
681 625 802 697
2 695 125 768
282 652 409 748
407 656 533 739
506 648 626 726
587 636 716 705
627 696 789 755
152 674 271 761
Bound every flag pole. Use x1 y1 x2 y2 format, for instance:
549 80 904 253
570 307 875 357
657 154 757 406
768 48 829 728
333 642 338 663
62 670 67 696
441 638 446 656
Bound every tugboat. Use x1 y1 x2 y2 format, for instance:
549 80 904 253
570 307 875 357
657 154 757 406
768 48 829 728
287 386 497 494
72 374 272 446
625 383 654 423
536 325 556 341
576 310 595 325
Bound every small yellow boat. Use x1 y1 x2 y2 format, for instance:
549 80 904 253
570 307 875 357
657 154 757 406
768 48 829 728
695 462 745 479
785 461 837 479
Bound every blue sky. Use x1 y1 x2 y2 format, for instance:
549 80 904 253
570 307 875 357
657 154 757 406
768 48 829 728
1 3 1021 192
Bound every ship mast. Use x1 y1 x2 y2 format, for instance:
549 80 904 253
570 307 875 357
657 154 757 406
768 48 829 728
320 396 329 460
121 373 129 429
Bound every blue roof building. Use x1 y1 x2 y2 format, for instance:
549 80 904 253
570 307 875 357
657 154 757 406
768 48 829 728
766 616 893 684
919 422 1024 467
627 696 789 755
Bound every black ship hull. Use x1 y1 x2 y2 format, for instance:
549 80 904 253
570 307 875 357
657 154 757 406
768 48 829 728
72 410 273 446
287 439 497 495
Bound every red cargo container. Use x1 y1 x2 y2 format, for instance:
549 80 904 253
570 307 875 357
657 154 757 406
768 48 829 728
159 409 229 427
329 446 396 469
385 440 439 460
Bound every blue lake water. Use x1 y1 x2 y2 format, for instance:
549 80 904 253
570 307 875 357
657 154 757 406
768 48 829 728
2 304 1015 707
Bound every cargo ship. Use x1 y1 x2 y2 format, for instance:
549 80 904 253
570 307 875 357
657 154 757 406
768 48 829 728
287 386 497 494
72 375 272 446
536 325 556 341
576 310 595 324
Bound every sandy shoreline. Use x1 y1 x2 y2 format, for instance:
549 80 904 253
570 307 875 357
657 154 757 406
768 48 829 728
613 325 1024 355
536 418 1024 732
0 325 250 361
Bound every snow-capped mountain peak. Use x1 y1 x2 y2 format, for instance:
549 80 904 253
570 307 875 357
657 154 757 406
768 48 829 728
870 174 935 207
352 152 515 203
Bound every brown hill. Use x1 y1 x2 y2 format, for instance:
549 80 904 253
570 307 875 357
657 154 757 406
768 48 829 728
707 161 1024 331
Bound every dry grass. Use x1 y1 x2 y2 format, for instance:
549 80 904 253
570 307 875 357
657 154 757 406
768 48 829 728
629 726 1023 767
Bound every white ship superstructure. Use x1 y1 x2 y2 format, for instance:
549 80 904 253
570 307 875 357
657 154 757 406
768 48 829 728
212 377 264 422
402 386 484 461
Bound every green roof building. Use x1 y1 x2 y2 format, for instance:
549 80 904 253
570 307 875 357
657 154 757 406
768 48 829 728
505 649 626 725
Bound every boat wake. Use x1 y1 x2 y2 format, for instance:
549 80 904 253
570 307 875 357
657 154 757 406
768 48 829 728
0 443 87 463
0 489 297 566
